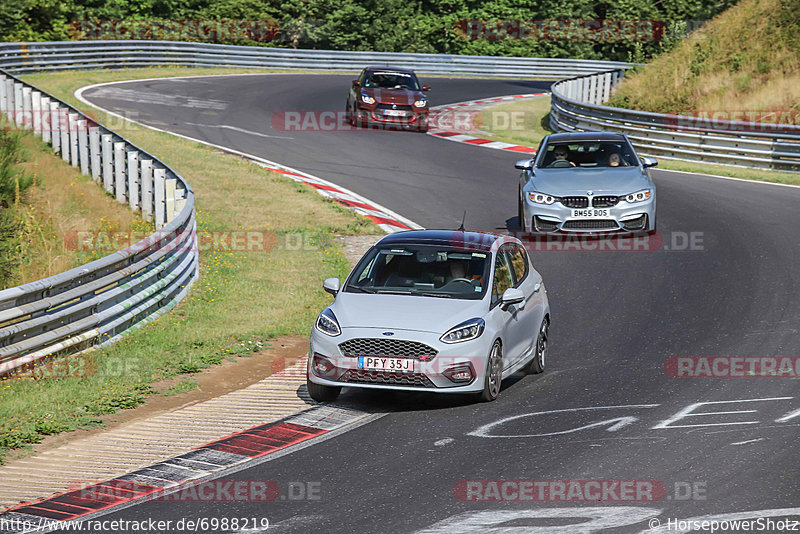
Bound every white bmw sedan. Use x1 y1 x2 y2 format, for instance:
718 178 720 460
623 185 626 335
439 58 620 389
307 230 550 403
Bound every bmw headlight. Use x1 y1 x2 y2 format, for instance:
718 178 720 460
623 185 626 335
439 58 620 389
315 308 341 337
440 318 485 344
624 189 652 203
361 93 375 104
413 99 427 108
528 192 557 205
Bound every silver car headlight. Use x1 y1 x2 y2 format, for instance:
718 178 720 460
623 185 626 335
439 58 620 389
315 308 341 337
624 189 652 203
361 93 375 104
441 318 485 344
528 192 557 205
413 99 427 107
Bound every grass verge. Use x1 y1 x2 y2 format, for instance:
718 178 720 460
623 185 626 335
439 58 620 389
607 0 800 114
478 96 800 185
2 127 149 287
478 96 552 148
0 67 381 463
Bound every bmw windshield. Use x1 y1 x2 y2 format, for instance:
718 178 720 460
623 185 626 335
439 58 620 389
344 245 491 300
537 140 640 168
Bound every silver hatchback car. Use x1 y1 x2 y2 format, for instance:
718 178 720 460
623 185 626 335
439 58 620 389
307 230 550 403
517 132 657 234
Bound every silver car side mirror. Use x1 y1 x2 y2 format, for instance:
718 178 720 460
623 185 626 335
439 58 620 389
641 157 658 168
323 278 340 296
501 287 525 309
514 159 533 171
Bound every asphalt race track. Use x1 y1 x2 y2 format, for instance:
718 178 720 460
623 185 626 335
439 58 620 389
81 74 800 533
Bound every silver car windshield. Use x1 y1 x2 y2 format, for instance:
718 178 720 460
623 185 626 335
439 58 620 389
345 245 491 300
538 141 638 169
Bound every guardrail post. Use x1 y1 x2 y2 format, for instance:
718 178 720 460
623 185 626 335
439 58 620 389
114 142 126 203
4 78 14 126
165 178 177 223
50 102 61 154
13 83 23 128
174 191 187 218
22 87 32 130
59 109 70 162
89 127 101 182
78 120 89 176
68 113 79 168
602 73 612 103
154 168 166 230
140 159 154 221
127 151 139 210
0 75 6 122
32 92 42 136
40 96 51 144
102 134 113 192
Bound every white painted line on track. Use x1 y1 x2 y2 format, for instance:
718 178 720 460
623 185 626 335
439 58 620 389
183 121 295 140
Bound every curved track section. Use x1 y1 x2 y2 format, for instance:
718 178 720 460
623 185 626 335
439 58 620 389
80 74 800 533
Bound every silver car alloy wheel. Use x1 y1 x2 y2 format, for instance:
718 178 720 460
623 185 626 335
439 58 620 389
537 320 548 369
487 342 503 398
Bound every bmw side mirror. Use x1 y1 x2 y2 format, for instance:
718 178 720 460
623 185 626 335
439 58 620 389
514 159 533 171
641 157 658 168
501 287 525 309
352 80 360 87
323 278 341 296
422 85 431 91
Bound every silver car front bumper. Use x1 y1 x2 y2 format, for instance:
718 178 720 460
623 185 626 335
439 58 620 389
523 196 656 233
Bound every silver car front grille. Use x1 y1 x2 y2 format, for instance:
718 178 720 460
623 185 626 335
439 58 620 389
339 369 435 388
562 219 619 230
338 338 438 360
592 196 619 207
559 196 589 208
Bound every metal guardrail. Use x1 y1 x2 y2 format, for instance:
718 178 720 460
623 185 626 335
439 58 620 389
0 66 198 375
0 40 630 78
550 70 800 172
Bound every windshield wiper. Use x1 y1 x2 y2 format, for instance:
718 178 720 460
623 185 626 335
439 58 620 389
347 286 377 294
374 289 414 295
411 291 453 298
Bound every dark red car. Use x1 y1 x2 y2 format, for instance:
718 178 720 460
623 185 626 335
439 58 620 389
346 66 431 132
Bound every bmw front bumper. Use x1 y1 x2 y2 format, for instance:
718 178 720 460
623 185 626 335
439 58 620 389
523 196 656 233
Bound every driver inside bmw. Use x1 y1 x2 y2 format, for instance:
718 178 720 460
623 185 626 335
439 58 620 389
551 145 576 167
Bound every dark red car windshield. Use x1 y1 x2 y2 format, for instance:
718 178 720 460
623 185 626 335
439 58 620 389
363 71 420 91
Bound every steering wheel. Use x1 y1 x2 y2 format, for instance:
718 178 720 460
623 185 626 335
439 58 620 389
548 160 573 168
448 278 474 285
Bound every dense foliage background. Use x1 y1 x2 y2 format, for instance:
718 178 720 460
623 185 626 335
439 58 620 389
0 0 740 61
